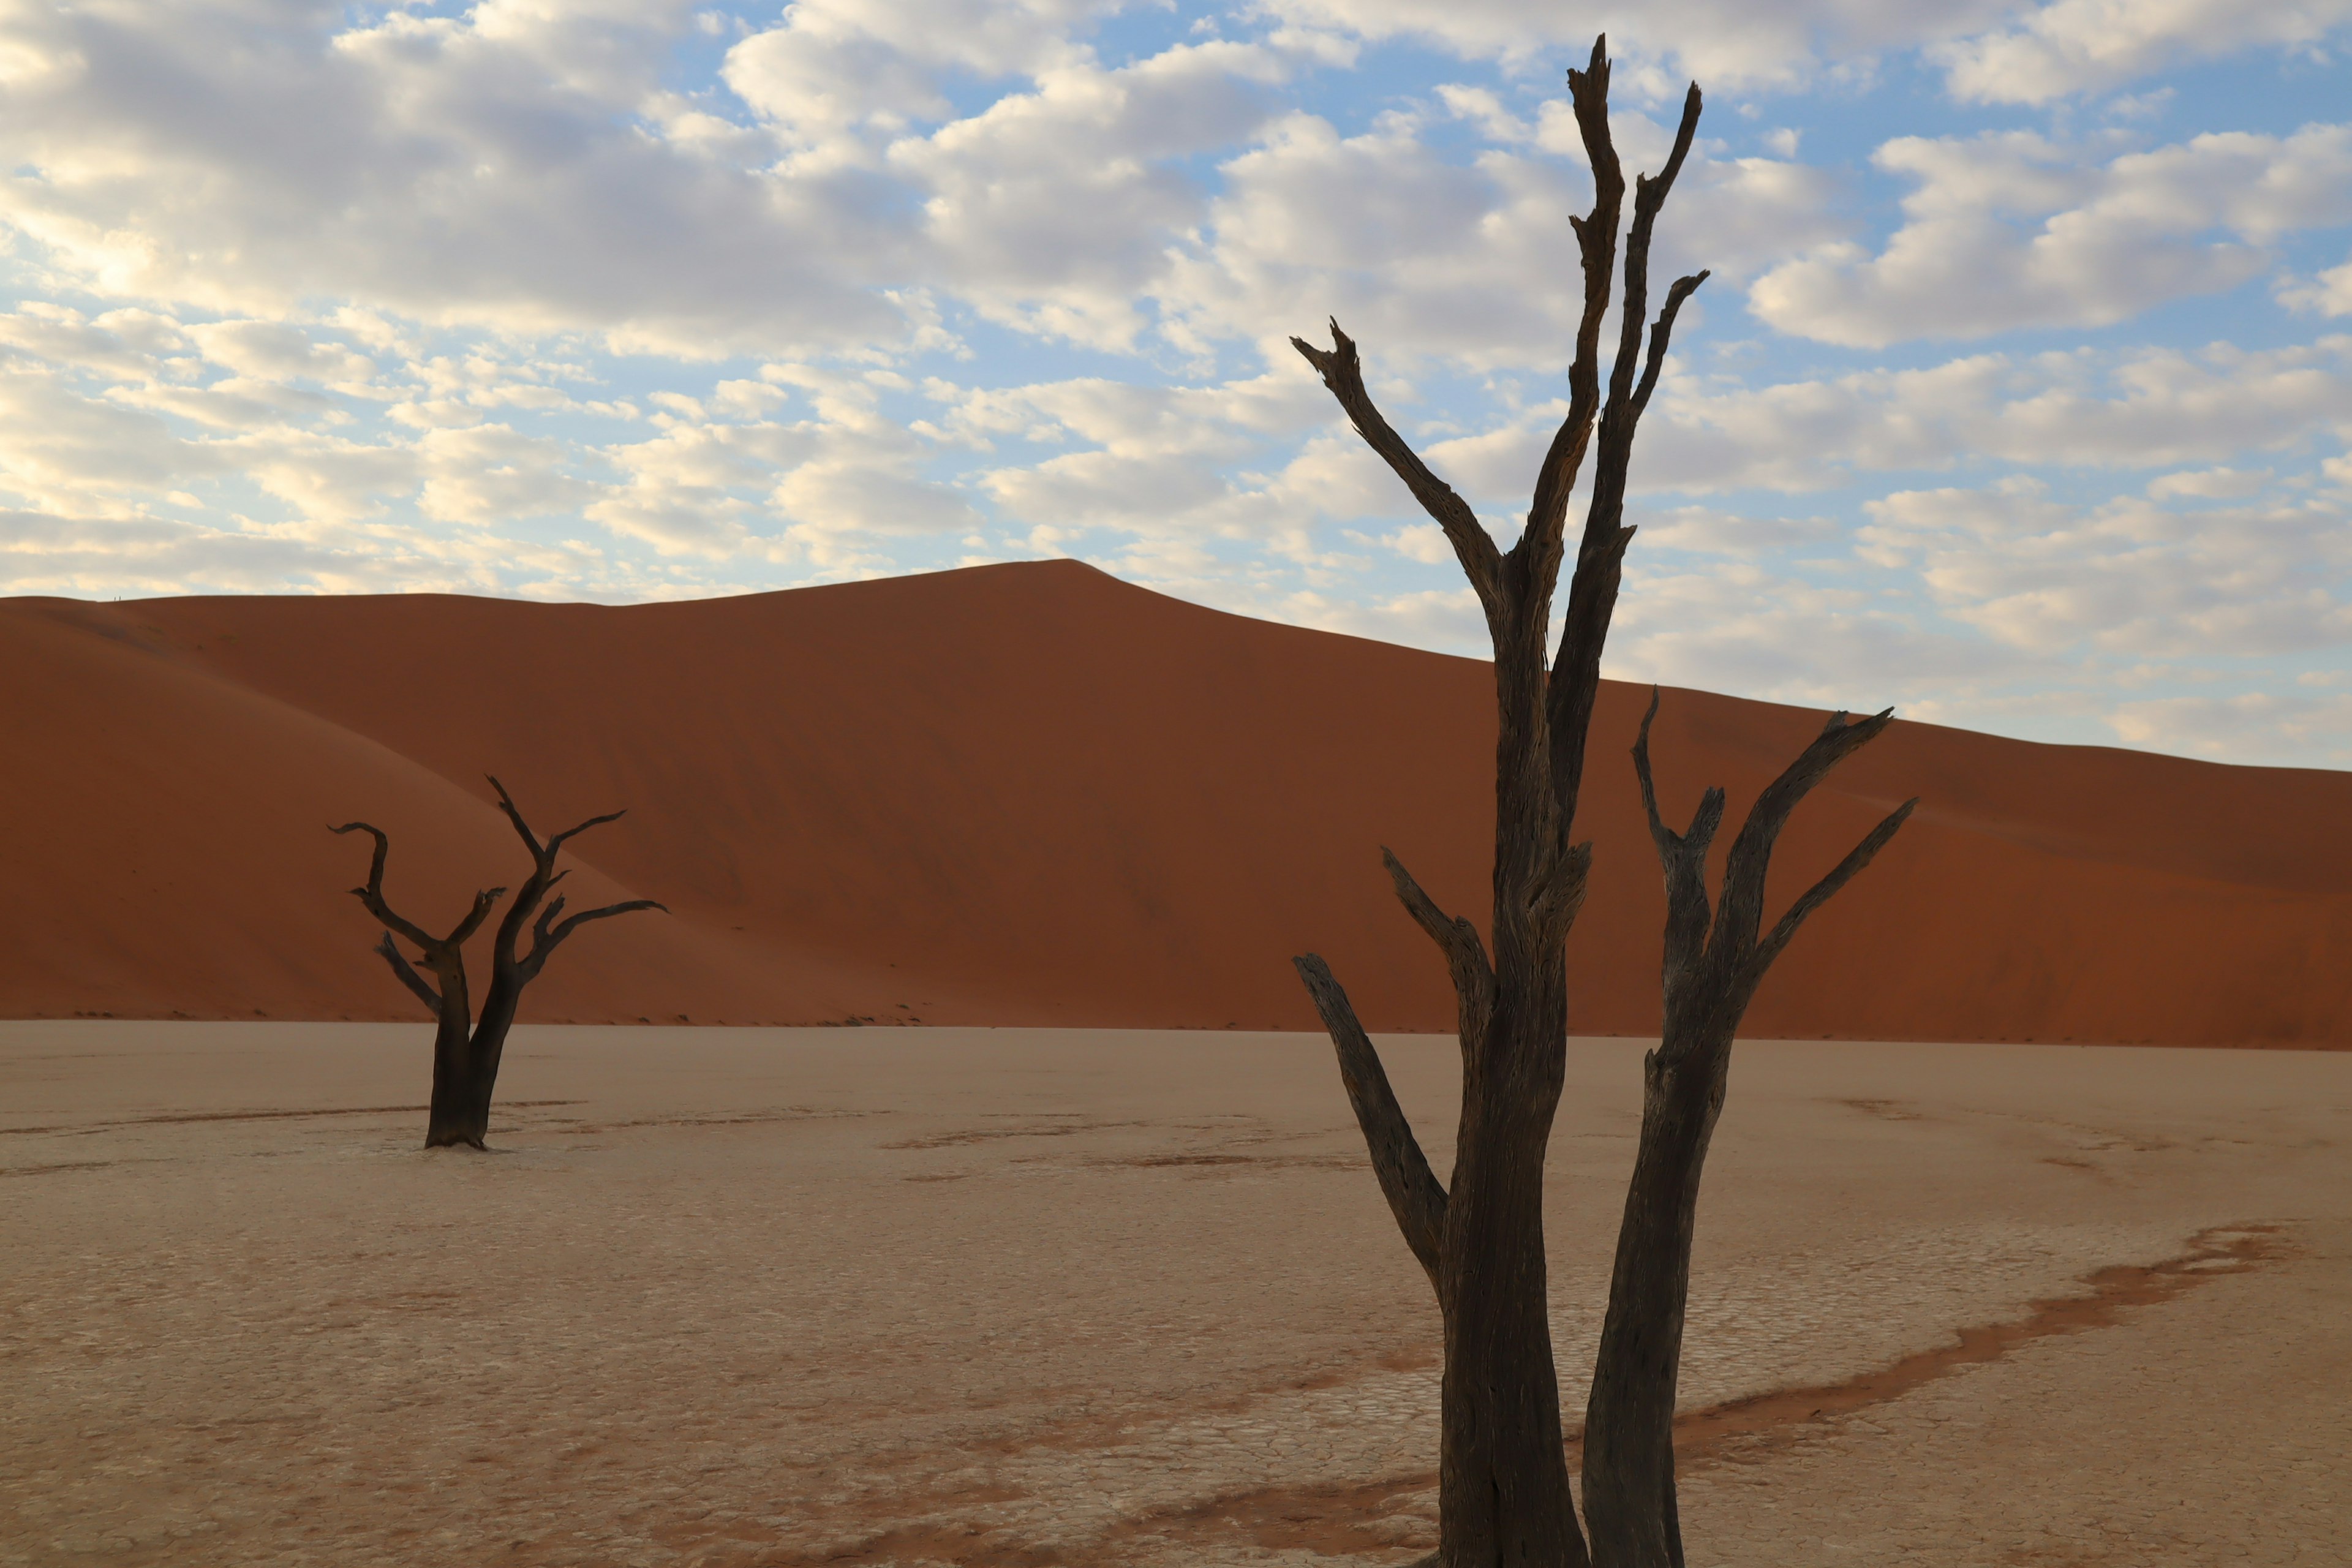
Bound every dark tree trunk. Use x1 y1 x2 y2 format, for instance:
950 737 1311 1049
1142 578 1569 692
423 970 486 1149
1290 35 1916 1568
1580 698 1913 1567
1578 1034 1726 1567
335 780 665 1151
1292 37 1705 1566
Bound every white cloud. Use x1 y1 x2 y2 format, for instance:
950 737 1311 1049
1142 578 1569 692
0 0 914 357
1253 0 2010 89
1604 559 2029 706
2108 687 2352 760
1630 503 1840 553
2147 466 2269 500
888 41 1291 348
1 1 2349 767
1857 476 2352 658
723 0 1117 146
2283 250 2352 316
1751 124 2352 346
1940 0 2352 105
1641 337 2352 491
416 423 599 526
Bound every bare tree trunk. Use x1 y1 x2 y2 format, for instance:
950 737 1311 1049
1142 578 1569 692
424 968 484 1148
1578 1031 1726 1567
1580 698 1915 1567
334 781 665 1151
1292 37 1705 1566
1291 36 1918 1567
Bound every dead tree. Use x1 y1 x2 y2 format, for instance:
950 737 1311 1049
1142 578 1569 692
333 778 664 1150
1290 37 1915 1568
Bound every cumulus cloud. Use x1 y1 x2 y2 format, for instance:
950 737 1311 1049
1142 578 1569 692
724 0 1118 146
1939 0 2352 105
1253 0 2008 89
1 0 2349 764
0 0 910 356
1751 124 2352 345
1604 559 2030 707
2283 251 2352 316
1856 476 2352 659
888 41 1291 347
1640 337 2352 491
2108 687 2352 761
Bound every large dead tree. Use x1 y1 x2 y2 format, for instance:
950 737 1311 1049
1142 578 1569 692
333 778 665 1150
1291 37 1915 1568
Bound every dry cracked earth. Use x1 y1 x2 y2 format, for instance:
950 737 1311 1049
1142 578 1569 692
2 1023 2346 1567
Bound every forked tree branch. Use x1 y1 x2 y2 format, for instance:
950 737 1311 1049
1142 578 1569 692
1545 75 1708 829
1293 954 1449 1287
1290 323 1504 619
1634 695 1915 1061
1752 797 1915 977
1632 272 1708 418
373 932 443 1012
520 894 669 982
1514 39 1625 583
483 777 662 989
1713 707 1902 952
488 776 546 858
331 820 505 952
1381 847 1496 1046
1607 84 1704 415
1631 690 1726 988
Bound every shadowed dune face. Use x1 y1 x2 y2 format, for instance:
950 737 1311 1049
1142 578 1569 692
7 558 2351 1042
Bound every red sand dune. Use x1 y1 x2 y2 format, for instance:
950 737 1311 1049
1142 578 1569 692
7 559 2350 1044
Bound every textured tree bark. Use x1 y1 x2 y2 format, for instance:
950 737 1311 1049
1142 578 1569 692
1291 36 1705 1567
1291 34 1918 1568
1579 697 1915 1567
333 780 665 1150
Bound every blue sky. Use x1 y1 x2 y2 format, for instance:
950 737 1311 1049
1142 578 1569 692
4 0 2351 763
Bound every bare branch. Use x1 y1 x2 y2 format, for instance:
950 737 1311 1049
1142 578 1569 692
1548 77 1707 827
1751 798 1917 978
1630 271 1708 419
450 885 508 946
486 775 544 861
1292 322 1505 617
520 897 667 981
1631 690 1721 973
331 821 445 954
1630 691 1671 854
1605 81 1701 415
549 809 628 856
1514 36 1629 594
1382 847 1490 977
1293 954 1448 1288
1382 847 1498 1049
373 932 442 1013
1713 708 1898 953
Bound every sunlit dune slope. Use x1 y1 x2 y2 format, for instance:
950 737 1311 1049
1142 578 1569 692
7 559 2348 1043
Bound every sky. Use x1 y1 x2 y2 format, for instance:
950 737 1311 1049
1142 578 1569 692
4 1 2352 765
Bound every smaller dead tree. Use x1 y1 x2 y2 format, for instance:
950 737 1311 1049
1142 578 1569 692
333 778 665 1149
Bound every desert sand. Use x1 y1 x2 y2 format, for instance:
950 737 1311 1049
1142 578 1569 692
4 1020 2345 1567
9 560 2352 1044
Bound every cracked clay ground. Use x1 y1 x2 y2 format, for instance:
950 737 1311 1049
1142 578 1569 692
3 1023 2346 1566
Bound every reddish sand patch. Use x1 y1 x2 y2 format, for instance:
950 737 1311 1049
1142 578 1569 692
1106 1224 2297 1566
7 559 2352 1042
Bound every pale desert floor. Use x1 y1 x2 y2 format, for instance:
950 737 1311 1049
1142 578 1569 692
2 1023 2346 1568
